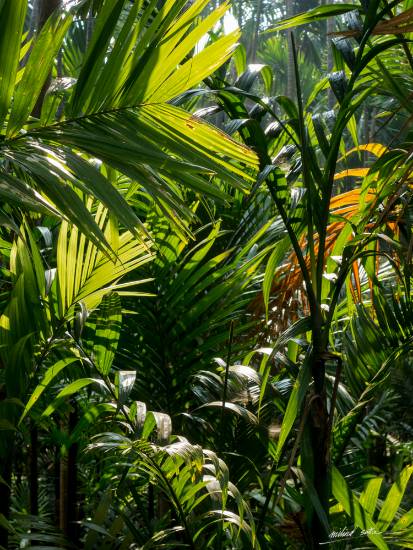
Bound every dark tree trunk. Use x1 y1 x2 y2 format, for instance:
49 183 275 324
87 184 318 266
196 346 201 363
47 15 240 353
304 312 331 548
67 409 79 543
0 453 12 548
308 353 330 547
0 378 13 547
36 0 60 29
54 446 60 526
59 408 79 544
249 0 263 63
59 452 69 535
29 422 39 516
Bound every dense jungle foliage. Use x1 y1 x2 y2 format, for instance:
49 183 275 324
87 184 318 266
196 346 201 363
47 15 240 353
0 0 413 548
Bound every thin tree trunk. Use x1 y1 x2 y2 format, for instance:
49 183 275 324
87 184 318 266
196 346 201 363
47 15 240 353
0 452 12 548
308 354 330 547
29 422 39 516
0 376 13 547
67 409 78 543
36 0 60 29
59 452 69 534
59 408 79 543
54 446 60 526
249 0 263 63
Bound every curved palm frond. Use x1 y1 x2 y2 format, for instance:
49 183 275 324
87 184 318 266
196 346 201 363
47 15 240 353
0 0 259 246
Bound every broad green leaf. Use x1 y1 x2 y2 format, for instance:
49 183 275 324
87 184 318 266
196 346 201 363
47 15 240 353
151 411 172 442
93 294 122 376
139 103 258 182
85 0 142 113
0 171 61 215
264 4 358 34
115 370 136 404
233 44 247 77
377 464 413 532
393 507 413 532
7 9 73 137
197 401 258 425
142 411 157 439
66 224 78 313
19 357 79 424
0 0 26 127
235 64 273 95
263 238 290 320
126 1 230 104
31 103 258 209
61 151 146 236
348 114 360 149
69 0 127 115
147 30 240 103
55 204 153 318
332 466 388 550
360 477 383 516
42 378 104 417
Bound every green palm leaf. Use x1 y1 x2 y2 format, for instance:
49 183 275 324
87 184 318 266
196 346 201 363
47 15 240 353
0 0 258 245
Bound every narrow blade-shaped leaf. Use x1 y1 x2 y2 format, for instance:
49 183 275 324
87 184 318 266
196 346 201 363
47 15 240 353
377 465 413 532
0 0 26 127
264 4 358 34
7 9 73 136
19 357 78 424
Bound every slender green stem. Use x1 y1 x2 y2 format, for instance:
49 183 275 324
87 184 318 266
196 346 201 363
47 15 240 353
291 33 318 298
